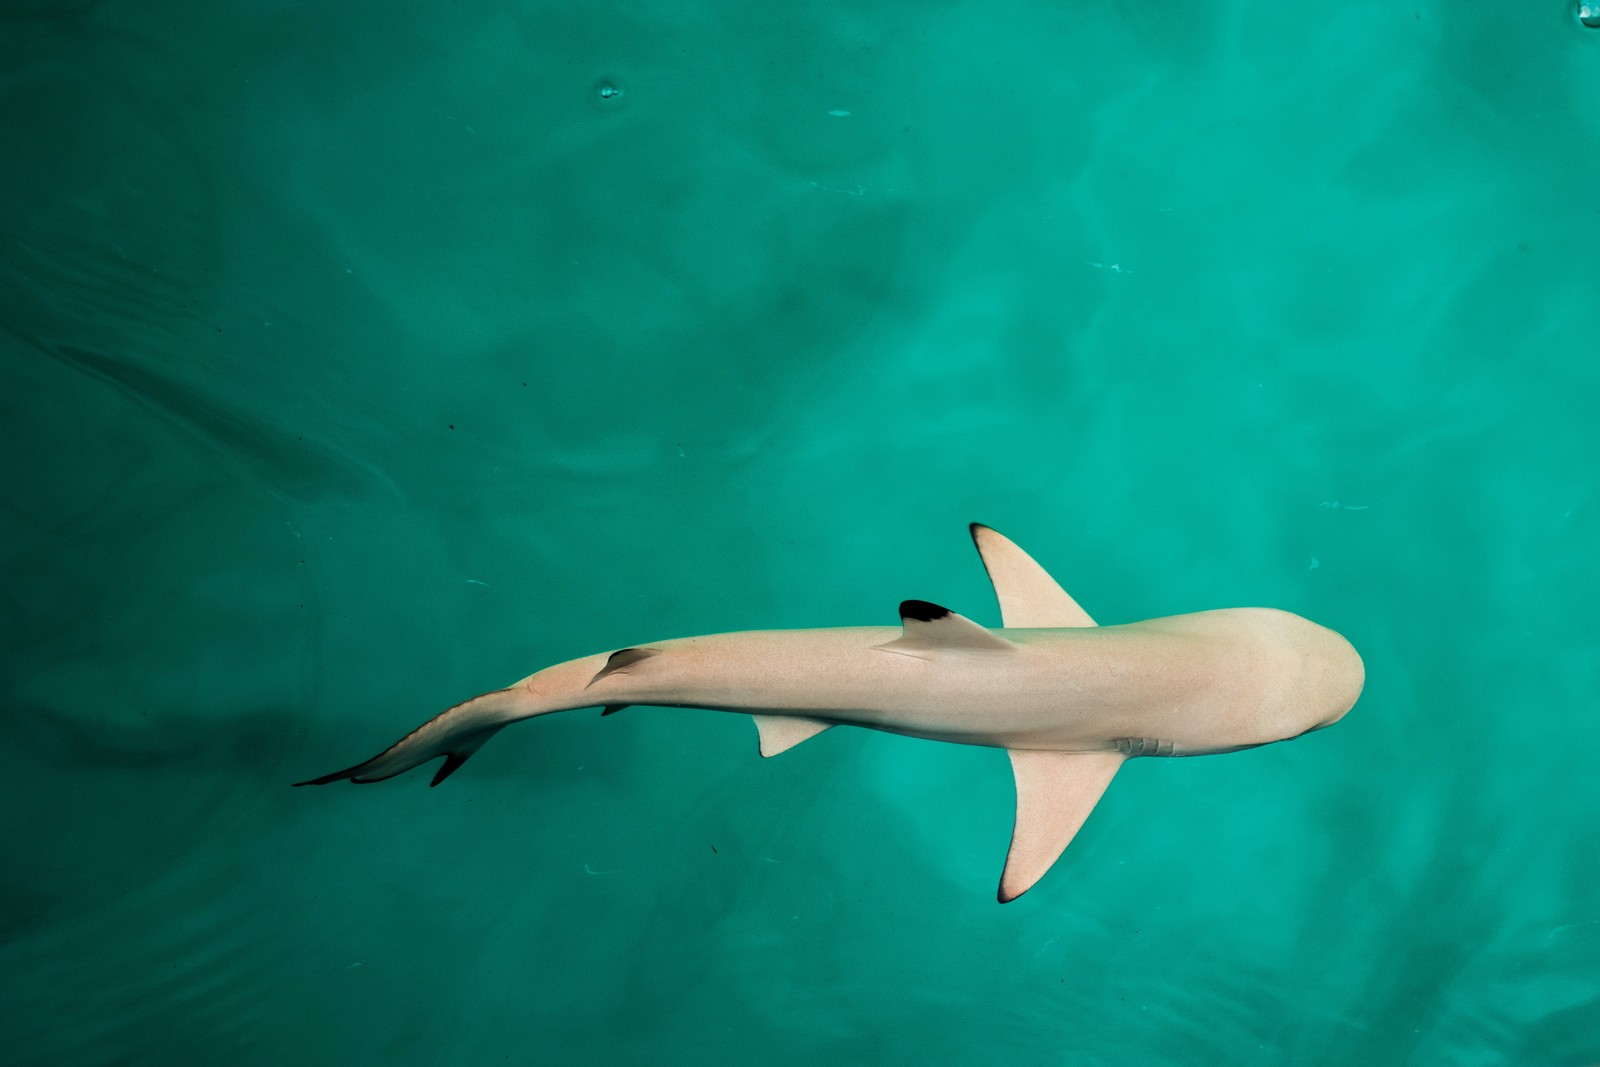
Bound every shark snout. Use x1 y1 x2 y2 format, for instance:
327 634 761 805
1312 625 1364 729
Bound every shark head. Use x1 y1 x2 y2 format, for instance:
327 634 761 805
1278 611 1364 736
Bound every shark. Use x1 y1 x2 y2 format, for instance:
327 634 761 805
296 524 1363 901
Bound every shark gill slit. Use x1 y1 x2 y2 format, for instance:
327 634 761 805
1114 737 1176 757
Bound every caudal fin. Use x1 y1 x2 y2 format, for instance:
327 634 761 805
293 688 522 788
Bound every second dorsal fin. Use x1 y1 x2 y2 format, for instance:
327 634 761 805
874 599 1014 659
587 647 660 687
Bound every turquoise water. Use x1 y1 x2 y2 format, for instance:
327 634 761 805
4 1 1600 1063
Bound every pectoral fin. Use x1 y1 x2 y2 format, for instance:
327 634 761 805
999 749 1123 902
970 524 1096 628
752 714 834 757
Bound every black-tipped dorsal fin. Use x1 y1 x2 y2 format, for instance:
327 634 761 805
588 647 660 687
970 524 1096 628
752 714 834 756
874 599 1013 659
998 749 1123 902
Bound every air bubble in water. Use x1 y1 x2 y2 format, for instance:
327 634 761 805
1578 1 1600 28
593 78 628 109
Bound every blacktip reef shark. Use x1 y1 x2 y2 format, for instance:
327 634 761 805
297 525 1364 902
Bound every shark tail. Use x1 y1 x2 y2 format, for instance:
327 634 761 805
294 687 528 788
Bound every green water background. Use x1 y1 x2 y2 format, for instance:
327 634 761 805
4 1 1599 1063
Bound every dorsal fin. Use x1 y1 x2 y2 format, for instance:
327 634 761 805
587 647 660 687
970 524 1096 628
752 714 834 756
874 600 1013 659
999 749 1123 902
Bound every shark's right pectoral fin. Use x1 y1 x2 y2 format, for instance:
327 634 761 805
999 749 1123 902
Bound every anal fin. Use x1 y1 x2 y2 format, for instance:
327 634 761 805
753 714 834 757
999 749 1123 902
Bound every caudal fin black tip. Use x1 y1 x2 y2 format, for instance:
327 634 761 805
430 752 471 787
294 749 476 789
294 690 513 789
292 763 366 787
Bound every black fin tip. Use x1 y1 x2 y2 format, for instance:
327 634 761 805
899 599 951 622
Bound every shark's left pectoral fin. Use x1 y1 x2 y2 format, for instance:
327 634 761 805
970 524 1096 628
999 749 1123 902
753 714 834 757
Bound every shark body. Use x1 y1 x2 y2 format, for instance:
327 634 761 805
297 524 1363 901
